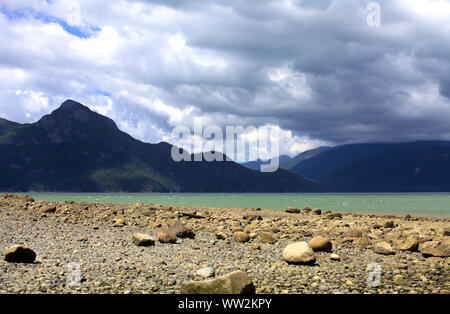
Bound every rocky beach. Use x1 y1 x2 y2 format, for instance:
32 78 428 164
0 193 448 294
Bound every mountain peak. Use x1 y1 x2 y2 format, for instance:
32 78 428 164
59 99 90 112
35 99 121 144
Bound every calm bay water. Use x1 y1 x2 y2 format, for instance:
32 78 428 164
28 193 450 215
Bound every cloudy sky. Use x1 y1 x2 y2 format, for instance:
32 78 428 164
1 0 450 160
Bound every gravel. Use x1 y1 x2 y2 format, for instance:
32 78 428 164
0 194 448 294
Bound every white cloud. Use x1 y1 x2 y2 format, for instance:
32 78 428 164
0 0 449 160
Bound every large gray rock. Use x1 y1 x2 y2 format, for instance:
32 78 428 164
4 245 36 263
181 271 255 294
282 242 316 264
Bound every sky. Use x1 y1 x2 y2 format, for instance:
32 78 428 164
0 0 450 161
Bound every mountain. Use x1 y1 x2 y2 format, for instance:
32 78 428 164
241 155 291 171
280 146 331 170
288 141 450 192
0 100 322 192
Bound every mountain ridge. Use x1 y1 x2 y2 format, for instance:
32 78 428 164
287 140 450 192
0 100 322 193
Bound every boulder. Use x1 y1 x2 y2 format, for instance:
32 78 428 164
234 232 250 243
157 230 177 244
132 233 155 247
374 241 395 255
250 243 261 250
260 231 277 244
282 242 316 264
302 206 312 214
311 208 321 215
308 237 332 252
181 271 255 294
4 245 36 263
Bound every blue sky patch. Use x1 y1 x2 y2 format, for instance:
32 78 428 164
0 7 100 39
95 90 112 97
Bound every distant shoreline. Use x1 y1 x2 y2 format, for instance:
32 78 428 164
23 192 450 217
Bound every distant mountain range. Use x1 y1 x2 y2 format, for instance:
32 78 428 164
2 99 449 193
240 155 292 171
0 100 321 192
242 141 450 192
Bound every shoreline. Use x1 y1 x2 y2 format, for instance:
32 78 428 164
26 192 450 217
0 193 448 294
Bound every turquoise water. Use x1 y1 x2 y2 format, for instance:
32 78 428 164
28 193 450 215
